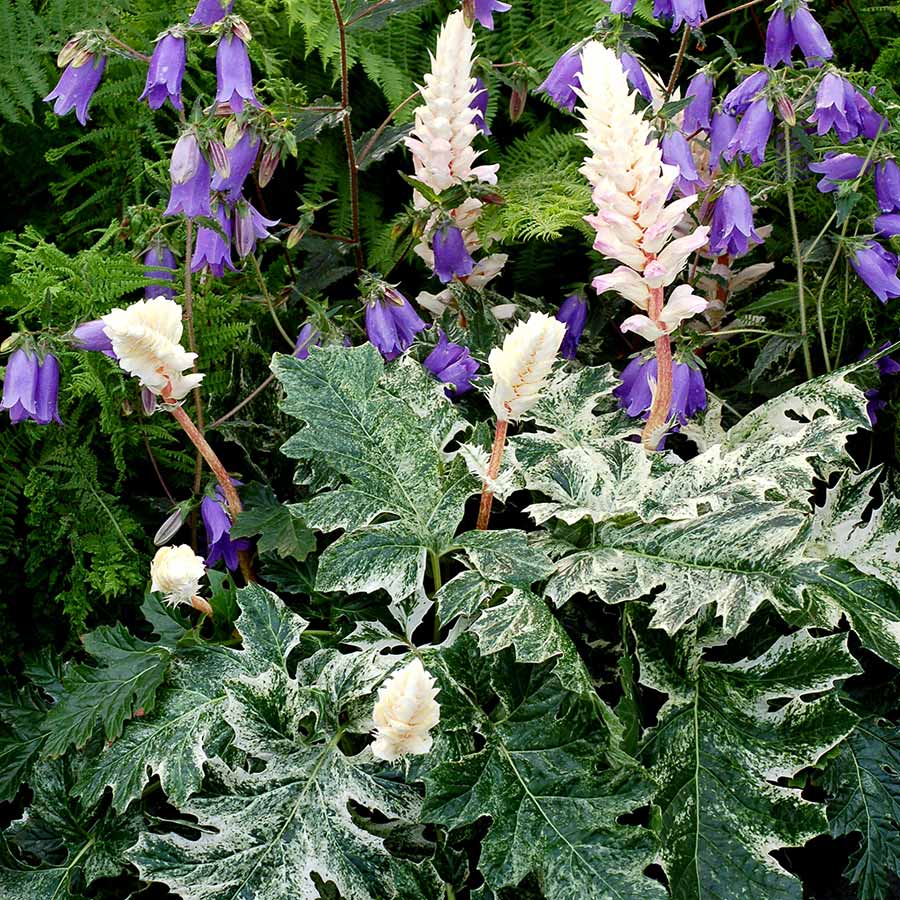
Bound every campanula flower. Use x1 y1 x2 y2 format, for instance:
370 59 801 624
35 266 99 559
433 225 475 283
661 132 705 195
653 0 707 31
2 348 38 423
190 0 234 25
791 5 833 66
365 287 427 361
556 294 588 359
722 71 769 116
808 74 858 142
614 354 706 426
851 242 900 304
724 98 773 167
202 487 250 571
472 0 511 30
192 202 235 277
139 32 186 111
210 132 260 201
469 78 491 135
72 320 116 357
538 48 582 112
709 111 738 172
144 246 177 299
44 54 106 125
215 33 260 114
682 72 713 134
764 9 794 67
164 148 211 219
808 153 867 193
709 184 762 257
853 88 888 139
875 214 900 238
620 53 652 102
34 354 62 425
233 200 279 258
423 331 479 395
294 323 320 360
611 0 637 13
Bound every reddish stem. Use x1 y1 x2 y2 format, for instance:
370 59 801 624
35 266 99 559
476 419 509 530
640 287 673 451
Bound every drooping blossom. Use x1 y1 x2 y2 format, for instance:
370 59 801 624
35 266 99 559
233 200 279 259
470 78 490 135
139 32 186 111
620 284 707 341
611 0 637 14
661 131 705 195
709 184 763 257
538 48 582 112
2 348 39 423
722 71 769 116
724 98 773 167
371 659 440 762
215 33 260 114
423 331 479 395
807 74 878 143
101 296 204 400
72 320 116 357
471 0 511 30
875 214 900 238
164 147 211 219
294 323 320 360
144 246 177 299
488 312 566 421
619 53 652 102
44 55 106 126
851 242 900 304
709 111 738 173
853 88 888 139
365 286 427 361
190 0 234 25
791 5 833 66
34 354 63 425
808 153 867 193
433 225 475 283
682 72 713 134
210 132 261 201
202 487 250 571
652 0 707 31
614 353 706 425
765 9 794 67
150 545 206 608
556 294 588 359
192 202 235 277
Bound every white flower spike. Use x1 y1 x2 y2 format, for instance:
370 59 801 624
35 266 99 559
101 296 204 401
488 312 566 422
150 544 207 609
371 658 441 762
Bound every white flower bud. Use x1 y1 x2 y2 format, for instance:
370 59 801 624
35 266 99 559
101 297 204 401
488 312 566 422
371 659 440 762
150 544 206 608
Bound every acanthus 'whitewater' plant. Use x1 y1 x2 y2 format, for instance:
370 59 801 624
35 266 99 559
149 544 212 615
370 658 441 761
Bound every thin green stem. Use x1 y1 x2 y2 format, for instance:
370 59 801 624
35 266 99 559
783 123 815 380
814 216 850 374
250 254 294 350
430 550 443 643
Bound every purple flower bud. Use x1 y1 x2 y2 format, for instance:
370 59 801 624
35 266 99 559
851 241 900 304
294 323 320 360
423 331 480 396
233 200 278 258
654 0 707 32
724 98 773 167
365 289 426 361
433 225 475 284
808 152 867 193
611 0 637 13
210 132 261 202
614 354 706 426
202 489 250 571
72 320 116 357
470 78 491 135
791 5 833 66
661 131 704 195
808 74 858 143
43 55 106 126
875 214 900 238
472 0 511 29
620 53 652 102
215 34 260 114
190 0 234 25
682 72 713 134
722 71 769 116
709 111 738 172
538 49 582 112
776 94 796 126
709 184 762 257
142 387 158 415
1 348 39 423
34 354 62 425
556 294 588 359
209 140 231 180
258 146 280 188
170 132 201 184
144 246 177 299
192 202 235 277
164 150 212 219
139 33 186 111
764 9 795 67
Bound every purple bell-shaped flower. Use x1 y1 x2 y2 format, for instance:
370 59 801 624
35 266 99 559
144 245 177 299
538 48 583 112
423 331 480 396
139 32 186 111
202 486 250 571
365 287 427 361
44 54 106 126
709 184 763 257
192 201 235 277
851 242 900 304
556 294 588 359
432 225 475 284
190 0 234 25
215 33 261 114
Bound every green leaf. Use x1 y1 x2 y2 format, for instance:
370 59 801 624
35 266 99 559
355 123 413 170
231 485 316 560
344 0 435 30
435 570 499 625
41 625 172 756
294 98 346 143
825 719 900 900
453 529 555 587
423 658 665 899
131 652 428 900
636 621 860 900
0 686 46 802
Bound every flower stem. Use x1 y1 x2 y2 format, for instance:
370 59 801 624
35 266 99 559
783 122 815 380
640 287 673 452
476 419 509 530
330 0 365 272
429 550 443 643
665 27 691 100
250 254 295 350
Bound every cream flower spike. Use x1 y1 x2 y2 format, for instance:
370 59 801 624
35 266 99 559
488 312 566 422
405 10 498 204
150 545 208 612
371 658 440 762
101 296 204 401
620 285 708 342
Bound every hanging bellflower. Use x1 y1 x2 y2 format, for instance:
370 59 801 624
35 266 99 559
2 348 64 425
233 199 279 259
371 659 441 762
139 31 186 111
211 132 261 202
556 294 588 359
201 486 250 571
432 225 476 283
33 354 63 425
808 153 867 193
851 242 900 304
144 245 177 299
709 111 738 172
807 73 867 143
468 0 511 30
192 201 236 277
791 4 833 66
652 0 707 32
365 285 427 361
724 97 774 166
423 331 480 396
215 30 261 114
538 47 583 112
682 71 713 134
164 138 212 219
661 131 705 195
72 320 117 357
44 54 106 125
614 353 706 426
470 78 490 135
190 0 234 25
722 71 769 116
709 184 763 257
875 214 900 238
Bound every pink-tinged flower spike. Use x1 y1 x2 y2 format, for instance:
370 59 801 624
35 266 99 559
808 153 868 193
851 242 900 304
215 31 260 114
424 331 480 396
556 294 588 359
538 48 583 112
1 348 39 423
791 4 833 67
621 284 707 341
190 0 234 25
72 320 117 357
364 284 427 361
470 78 491 134
709 184 763 257
44 54 106 125
144 245 177 299
724 98 774 167
192 201 235 277
210 131 261 202
682 71 713 133
139 32 186 111
469 0 511 30
765 8 794 67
